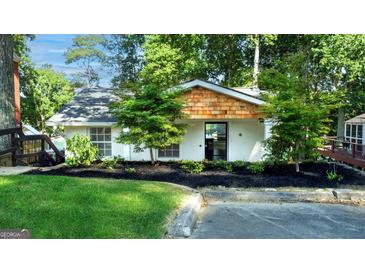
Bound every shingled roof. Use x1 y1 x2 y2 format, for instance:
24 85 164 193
46 88 118 126
47 80 266 126
346 113 365 124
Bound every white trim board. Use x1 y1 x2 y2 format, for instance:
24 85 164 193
46 121 116 127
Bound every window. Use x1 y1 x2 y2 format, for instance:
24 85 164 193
358 125 363 138
158 144 179 158
90 128 112 157
345 123 363 144
344 123 364 152
346 124 351 137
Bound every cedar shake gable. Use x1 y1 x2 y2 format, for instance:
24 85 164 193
178 79 265 119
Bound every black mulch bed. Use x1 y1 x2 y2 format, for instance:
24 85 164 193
26 161 365 189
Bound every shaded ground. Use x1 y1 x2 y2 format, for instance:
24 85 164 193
0 175 187 238
191 202 365 239
28 161 365 189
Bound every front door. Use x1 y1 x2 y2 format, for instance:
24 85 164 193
205 122 227 161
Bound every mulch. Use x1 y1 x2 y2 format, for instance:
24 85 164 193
26 161 365 189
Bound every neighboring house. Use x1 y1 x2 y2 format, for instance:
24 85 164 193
47 79 272 162
345 114 364 154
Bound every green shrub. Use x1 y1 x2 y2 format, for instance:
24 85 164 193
125 167 136 174
100 156 124 170
233 160 247 168
66 134 98 167
209 160 233 172
181 160 204 174
247 161 265 174
326 170 343 183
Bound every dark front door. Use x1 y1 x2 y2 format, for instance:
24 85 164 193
205 122 227 161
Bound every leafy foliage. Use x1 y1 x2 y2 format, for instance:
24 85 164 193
21 66 74 132
208 160 233 172
99 156 124 170
232 160 247 168
180 160 205 174
65 35 106 88
125 167 136 174
103 35 145 89
326 170 344 183
247 161 265 174
66 134 98 167
110 84 187 163
261 53 340 171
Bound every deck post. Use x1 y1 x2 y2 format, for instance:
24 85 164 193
352 143 356 158
10 133 16 166
331 140 335 152
40 138 45 165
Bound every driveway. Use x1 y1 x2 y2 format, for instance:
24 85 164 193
190 202 365 239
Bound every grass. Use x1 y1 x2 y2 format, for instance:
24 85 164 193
0 175 187 239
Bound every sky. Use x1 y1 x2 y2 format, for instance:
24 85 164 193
29 34 112 87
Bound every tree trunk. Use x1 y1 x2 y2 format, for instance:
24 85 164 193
252 34 260 88
337 107 345 139
295 161 300 173
149 148 155 165
0 35 15 152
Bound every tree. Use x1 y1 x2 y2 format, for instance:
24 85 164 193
261 53 339 172
21 66 74 132
248 34 278 88
311 35 365 138
110 84 187 164
0 35 15 151
65 35 106 88
205 34 251 86
103 35 145 89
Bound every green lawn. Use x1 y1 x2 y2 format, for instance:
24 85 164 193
0 175 187 239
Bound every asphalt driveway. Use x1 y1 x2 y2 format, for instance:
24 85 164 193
190 202 365 239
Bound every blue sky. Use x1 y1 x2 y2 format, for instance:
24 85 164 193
29 34 112 87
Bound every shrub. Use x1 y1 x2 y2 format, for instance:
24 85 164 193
125 167 136 174
181 160 204 174
209 160 233 172
247 161 265 174
66 134 98 167
326 170 343 183
232 160 247 169
100 156 124 170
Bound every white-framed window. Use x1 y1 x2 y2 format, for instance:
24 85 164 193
90 127 112 157
345 124 363 143
158 144 180 158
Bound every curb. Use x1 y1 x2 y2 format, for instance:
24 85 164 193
202 188 365 204
167 192 203 238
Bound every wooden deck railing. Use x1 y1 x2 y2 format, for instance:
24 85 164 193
0 127 64 166
318 137 365 168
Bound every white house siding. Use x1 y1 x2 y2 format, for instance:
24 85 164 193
228 119 265 161
63 119 266 162
153 119 265 161
64 126 130 159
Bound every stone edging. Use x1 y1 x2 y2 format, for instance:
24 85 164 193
167 192 203 238
202 188 365 204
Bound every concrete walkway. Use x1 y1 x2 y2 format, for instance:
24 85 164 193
191 201 365 239
0 166 37 176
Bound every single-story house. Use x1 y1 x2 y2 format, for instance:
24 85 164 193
345 113 364 154
46 79 272 162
